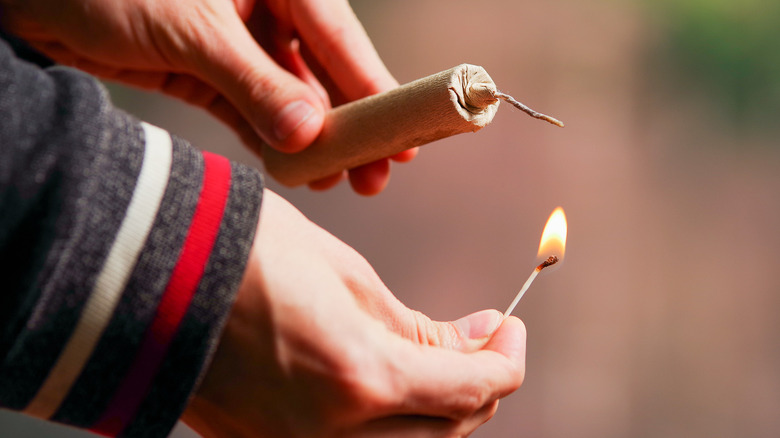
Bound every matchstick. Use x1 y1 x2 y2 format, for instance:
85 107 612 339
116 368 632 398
503 256 559 318
261 64 562 187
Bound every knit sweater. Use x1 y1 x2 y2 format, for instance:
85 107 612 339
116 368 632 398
0 34 263 437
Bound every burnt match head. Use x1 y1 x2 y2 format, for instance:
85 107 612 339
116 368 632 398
537 255 559 271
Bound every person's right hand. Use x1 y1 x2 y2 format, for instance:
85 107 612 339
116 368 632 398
182 189 526 437
0 0 417 195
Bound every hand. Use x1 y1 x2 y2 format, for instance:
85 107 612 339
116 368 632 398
0 0 416 195
182 190 526 437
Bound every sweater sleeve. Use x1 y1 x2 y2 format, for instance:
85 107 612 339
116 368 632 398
0 35 263 437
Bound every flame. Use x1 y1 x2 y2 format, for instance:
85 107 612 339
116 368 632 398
537 207 567 261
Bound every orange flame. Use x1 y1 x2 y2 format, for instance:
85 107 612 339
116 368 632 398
537 207 567 262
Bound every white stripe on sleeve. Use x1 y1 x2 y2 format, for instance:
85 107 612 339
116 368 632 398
24 122 173 419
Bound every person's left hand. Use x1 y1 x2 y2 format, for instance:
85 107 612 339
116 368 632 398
0 0 417 195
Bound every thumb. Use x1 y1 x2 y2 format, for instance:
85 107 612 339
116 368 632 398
407 309 503 353
450 309 504 351
452 309 504 343
189 10 325 153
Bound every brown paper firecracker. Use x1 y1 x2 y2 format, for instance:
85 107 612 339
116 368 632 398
261 64 562 187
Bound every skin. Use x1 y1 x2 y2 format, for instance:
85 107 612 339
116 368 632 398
0 2 528 435
0 0 418 195
183 190 527 437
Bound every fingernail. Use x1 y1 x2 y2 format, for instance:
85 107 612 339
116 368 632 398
453 309 502 340
273 100 316 141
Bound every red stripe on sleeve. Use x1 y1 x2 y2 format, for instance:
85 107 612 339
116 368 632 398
89 152 231 436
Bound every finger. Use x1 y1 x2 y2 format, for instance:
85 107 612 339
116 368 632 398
99 69 266 155
155 74 266 154
203 94 268 156
292 0 398 101
348 159 391 196
186 7 326 153
249 4 331 107
308 171 347 191
0 13 52 41
448 310 505 352
391 317 526 420
391 147 419 163
347 401 499 438
343 276 502 353
280 39 331 108
388 309 502 353
298 39 350 107
28 41 90 69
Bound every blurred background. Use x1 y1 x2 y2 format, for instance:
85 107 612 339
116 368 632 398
4 0 780 436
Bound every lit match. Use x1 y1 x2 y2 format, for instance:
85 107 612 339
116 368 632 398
504 207 568 318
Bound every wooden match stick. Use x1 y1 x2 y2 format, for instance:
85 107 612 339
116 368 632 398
261 64 563 187
503 255 559 318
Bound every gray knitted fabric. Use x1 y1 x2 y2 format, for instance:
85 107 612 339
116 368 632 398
0 34 263 437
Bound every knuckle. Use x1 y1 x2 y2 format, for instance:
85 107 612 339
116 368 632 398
412 311 460 349
411 311 434 345
244 70 282 107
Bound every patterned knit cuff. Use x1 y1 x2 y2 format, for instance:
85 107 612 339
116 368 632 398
11 122 262 437
81 129 264 438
